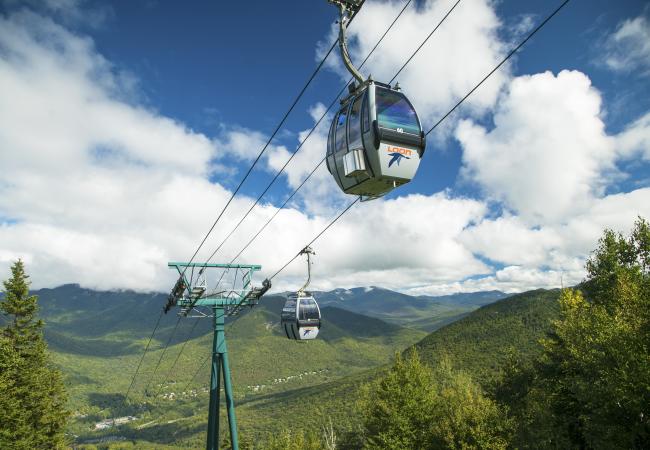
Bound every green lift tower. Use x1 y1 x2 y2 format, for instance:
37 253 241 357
166 262 271 450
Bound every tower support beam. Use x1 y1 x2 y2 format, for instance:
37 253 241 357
167 262 270 450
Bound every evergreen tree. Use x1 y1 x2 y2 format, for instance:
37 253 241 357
260 429 323 450
0 260 69 449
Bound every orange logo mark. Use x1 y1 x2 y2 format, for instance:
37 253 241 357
387 146 413 157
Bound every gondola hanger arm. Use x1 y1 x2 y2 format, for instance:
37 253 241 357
329 0 365 85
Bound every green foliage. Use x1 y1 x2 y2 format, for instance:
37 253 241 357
0 260 69 449
360 349 511 450
534 218 650 449
496 218 650 449
360 350 435 449
415 289 560 386
258 429 323 450
1 260 42 350
427 360 511 450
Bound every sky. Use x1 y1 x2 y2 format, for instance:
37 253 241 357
0 0 649 296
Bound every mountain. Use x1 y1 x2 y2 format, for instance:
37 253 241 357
17 284 428 445
231 288 562 444
10 284 520 447
312 286 508 331
68 287 557 448
414 288 561 384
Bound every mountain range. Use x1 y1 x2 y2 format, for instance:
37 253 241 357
3 283 556 448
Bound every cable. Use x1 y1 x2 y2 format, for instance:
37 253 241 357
426 0 571 135
217 0 460 269
185 41 336 276
269 197 360 281
389 0 461 84
183 354 210 395
251 0 571 282
179 1 368 280
142 316 182 397
231 158 326 265
202 0 415 266
124 309 164 401
181 317 243 394
152 317 201 399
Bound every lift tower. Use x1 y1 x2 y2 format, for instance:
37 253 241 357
166 262 270 450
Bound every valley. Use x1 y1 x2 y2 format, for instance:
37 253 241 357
24 284 560 448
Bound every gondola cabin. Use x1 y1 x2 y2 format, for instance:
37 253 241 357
326 81 426 199
281 293 321 340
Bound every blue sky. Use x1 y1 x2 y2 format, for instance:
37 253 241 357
0 0 649 295
79 0 648 197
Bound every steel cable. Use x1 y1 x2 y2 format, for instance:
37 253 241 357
152 317 201 399
426 0 571 135
202 0 415 266
124 309 164 401
142 316 182 397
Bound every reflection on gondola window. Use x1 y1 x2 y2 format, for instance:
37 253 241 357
348 96 363 149
362 93 370 133
376 87 420 135
327 115 337 156
300 299 319 320
335 108 347 153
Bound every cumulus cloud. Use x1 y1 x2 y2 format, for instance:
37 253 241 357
603 14 650 75
616 111 650 160
239 192 490 293
0 7 494 294
457 70 617 224
437 188 650 295
321 0 509 131
1 2 649 298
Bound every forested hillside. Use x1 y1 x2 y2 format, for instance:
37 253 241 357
22 285 431 446
314 287 507 331
228 287 562 446
414 289 560 384
13 254 646 450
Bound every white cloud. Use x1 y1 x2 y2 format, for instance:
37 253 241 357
603 14 650 75
0 8 495 295
438 188 650 295
0 10 250 290
460 215 562 267
408 266 579 296
4 0 113 28
321 0 509 131
457 70 617 224
238 192 491 293
616 111 650 160
1 3 648 299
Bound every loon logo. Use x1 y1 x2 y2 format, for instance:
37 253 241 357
303 329 312 336
388 152 410 167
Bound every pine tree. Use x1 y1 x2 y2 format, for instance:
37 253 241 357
0 260 69 449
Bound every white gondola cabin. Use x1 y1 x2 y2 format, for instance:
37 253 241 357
281 293 321 340
326 81 426 200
